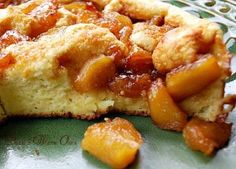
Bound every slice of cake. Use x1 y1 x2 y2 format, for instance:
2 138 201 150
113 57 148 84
0 0 231 122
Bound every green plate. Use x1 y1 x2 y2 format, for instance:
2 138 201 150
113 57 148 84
0 0 236 169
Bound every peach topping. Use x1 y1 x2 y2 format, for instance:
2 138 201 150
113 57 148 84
96 12 133 40
0 53 15 75
106 45 125 68
148 79 188 131
0 30 29 74
64 1 132 41
74 55 116 92
124 48 154 74
81 118 143 169
0 30 30 50
109 74 152 98
29 1 60 37
183 118 231 155
166 56 221 101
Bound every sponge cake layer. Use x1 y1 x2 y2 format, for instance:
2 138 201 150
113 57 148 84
0 24 149 119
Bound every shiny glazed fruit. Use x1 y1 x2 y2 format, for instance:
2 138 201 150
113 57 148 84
81 117 143 169
125 49 154 74
183 118 232 156
0 30 30 50
109 74 152 98
29 1 60 37
0 53 15 75
148 79 188 131
75 55 116 92
166 56 221 101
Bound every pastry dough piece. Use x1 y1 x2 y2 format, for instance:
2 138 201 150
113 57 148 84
0 7 34 35
179 79 224 121
152 26 201 73
0 0 77 37
130 22 171 52
103 0 169 19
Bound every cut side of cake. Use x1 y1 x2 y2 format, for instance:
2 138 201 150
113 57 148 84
0 0 232 122
0 23 148 119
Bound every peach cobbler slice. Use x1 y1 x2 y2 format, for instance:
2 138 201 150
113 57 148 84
0 0 234 158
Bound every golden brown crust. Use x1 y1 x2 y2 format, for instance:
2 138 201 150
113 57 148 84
5 108 148 121
8 111 103 120
103 0 169 19
152 26 200 73
130 22 168 52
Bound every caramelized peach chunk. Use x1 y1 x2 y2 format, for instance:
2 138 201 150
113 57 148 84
0 30 30 50
97 12 133 39
0 53 15 74
77 10 99 23
64 1 101 23
183 118 231 155
85 1 102 16
81 118 143 169
21 2 39 14
148 79 188 131
125 49 154 74
106 45 125 68
166 56 221 101
109 74 152 98
29 1 60 37
75 55 116 92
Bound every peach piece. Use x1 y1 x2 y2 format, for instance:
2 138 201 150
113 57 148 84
148 79 188 131
125 49 154 74
183 118 232 155
0 53 15 69
75 55 116 92
106 45 125 68
0 53 15 76
166 56 221 101
21 1 39 14
81 117 143 169
29 1 60 37
109 74 152 98
0 30 30 50
97 12 132 39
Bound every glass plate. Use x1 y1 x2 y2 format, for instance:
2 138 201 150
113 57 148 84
0 0 235 169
